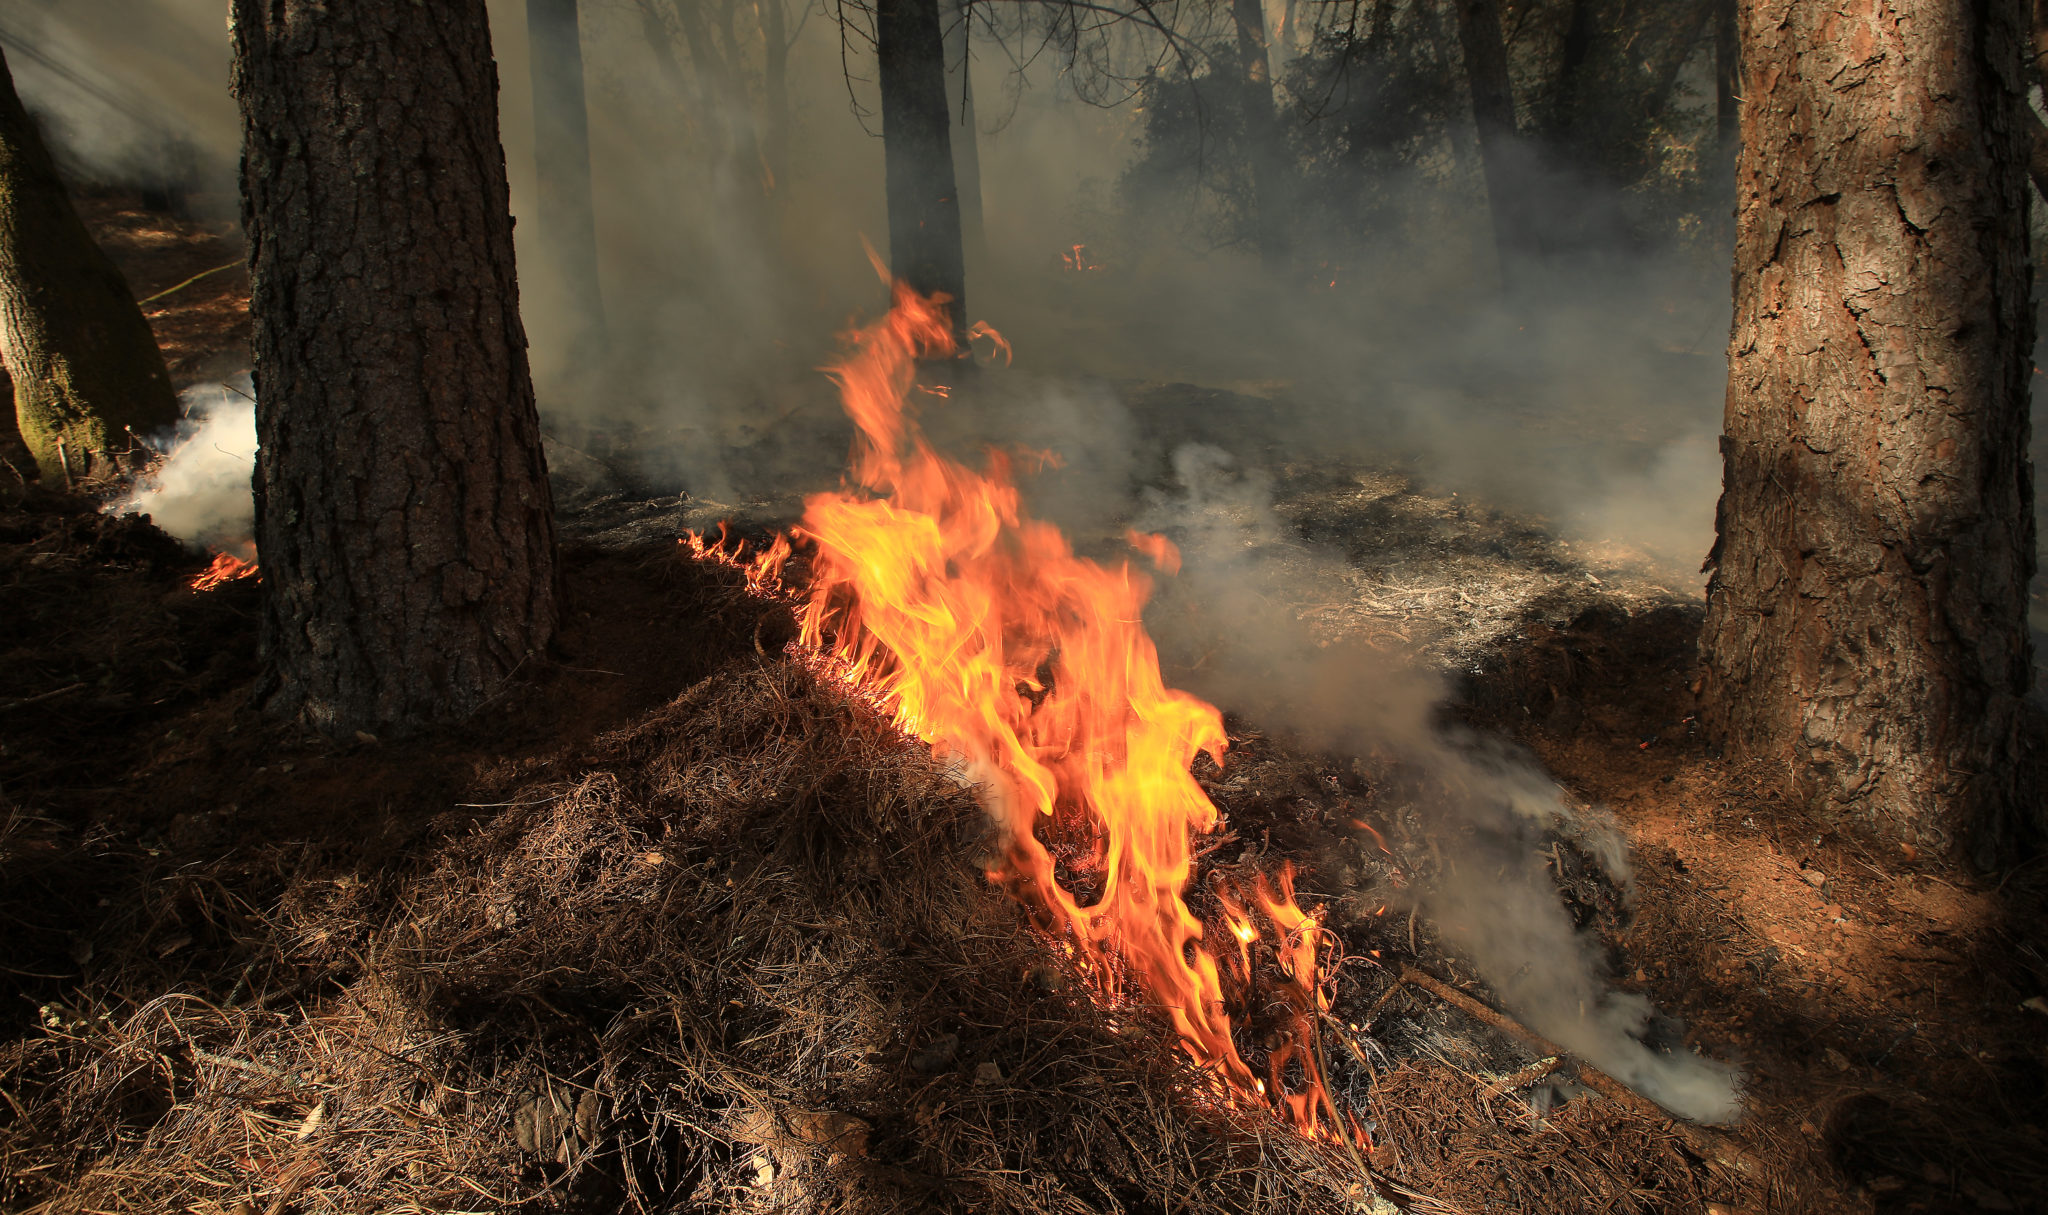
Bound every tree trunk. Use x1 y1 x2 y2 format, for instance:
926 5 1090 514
1713 0 1738 159
1451 0 1533 288
526 0 607 361
230 0 558 737
942 0 985 278
1701 0 2037 863
0 45 178 483
760 0 793 201
1231 0 1291 272
876 0 968 343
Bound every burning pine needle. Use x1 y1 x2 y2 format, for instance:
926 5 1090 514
190 551 259 591
685 274 1346 1139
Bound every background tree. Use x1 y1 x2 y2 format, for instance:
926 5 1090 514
230 0 558 737
1452 0 1533 285
0 43 178 483
1699 0 2037 863
876 0 969 342
943 0 986 276
527 0 607 359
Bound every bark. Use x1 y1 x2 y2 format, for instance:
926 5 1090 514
230 0 558 737
942 0 985 276
0 45 178 482
1231 0 1291 271
1451 0 1534 286
2028 106 2048 199
526 0 607 358
876 0 968 342
1701 0 2037 862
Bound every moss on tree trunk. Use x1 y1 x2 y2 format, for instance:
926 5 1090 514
0 45 180 482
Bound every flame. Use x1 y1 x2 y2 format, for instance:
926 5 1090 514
681 524 791 597
1060 243 1102 272
696 274 1343 1136
190 551 258 591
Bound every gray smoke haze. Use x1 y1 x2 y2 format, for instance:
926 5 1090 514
52 0 1759 1122
1133 443 1741 1123
2 0 239 200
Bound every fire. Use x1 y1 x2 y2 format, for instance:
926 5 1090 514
1060 243 1101 272
190 551 258 591
690 275 1342 1138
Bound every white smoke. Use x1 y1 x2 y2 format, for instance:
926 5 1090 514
117 379 257 554
1135 442 1742 1124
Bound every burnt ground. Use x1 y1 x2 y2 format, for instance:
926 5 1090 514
0 199 2044 1215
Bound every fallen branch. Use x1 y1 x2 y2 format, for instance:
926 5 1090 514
137 259 242 307
1398 965 1757 1175
0 682 87 714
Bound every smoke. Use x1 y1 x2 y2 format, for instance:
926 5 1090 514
1134 443 1742 1124
117 379 257 554
1 0 240 201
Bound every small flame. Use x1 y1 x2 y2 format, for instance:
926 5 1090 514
190 551 258 591
681 525 791 597
680 271 1343 1137
1060 243 1102 272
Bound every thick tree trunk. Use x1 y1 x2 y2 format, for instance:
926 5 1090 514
526 0 607 359
1701 0 2037 863
1451 0 1533 288
876 0 968 342
942 0 985 278
0 45 178 483
1231 0 1291 272
230 0 558 737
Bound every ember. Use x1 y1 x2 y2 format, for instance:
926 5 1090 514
189 551 259 591
689 274 1344 1138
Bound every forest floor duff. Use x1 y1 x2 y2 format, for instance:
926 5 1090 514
0 471 2041 1215
0 199 2041 1215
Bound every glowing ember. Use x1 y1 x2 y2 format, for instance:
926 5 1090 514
689 274 1343 1138
190 551 259 591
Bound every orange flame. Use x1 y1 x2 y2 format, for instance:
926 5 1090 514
754 276 1341 1134
190 551 258 591
681 524 791 597
678 278 1342 1135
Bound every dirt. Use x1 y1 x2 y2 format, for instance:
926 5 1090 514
1 198 2042 1215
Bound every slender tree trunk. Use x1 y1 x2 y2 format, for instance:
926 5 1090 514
760 0 792 201
0 45 178 482
230 0 557 737
1452 0 1531 289
1700 0 2037 863
1231 0 1291 272
876 0 968 343
942 0 986 277
527 0 607 359
1714 0 1738 159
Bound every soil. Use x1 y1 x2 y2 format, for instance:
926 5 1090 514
0 196 2042 1215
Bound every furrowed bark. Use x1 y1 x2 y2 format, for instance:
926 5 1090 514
230 0 557 737
876 0 968 343
0 44 178 482
1701 0 2037 862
